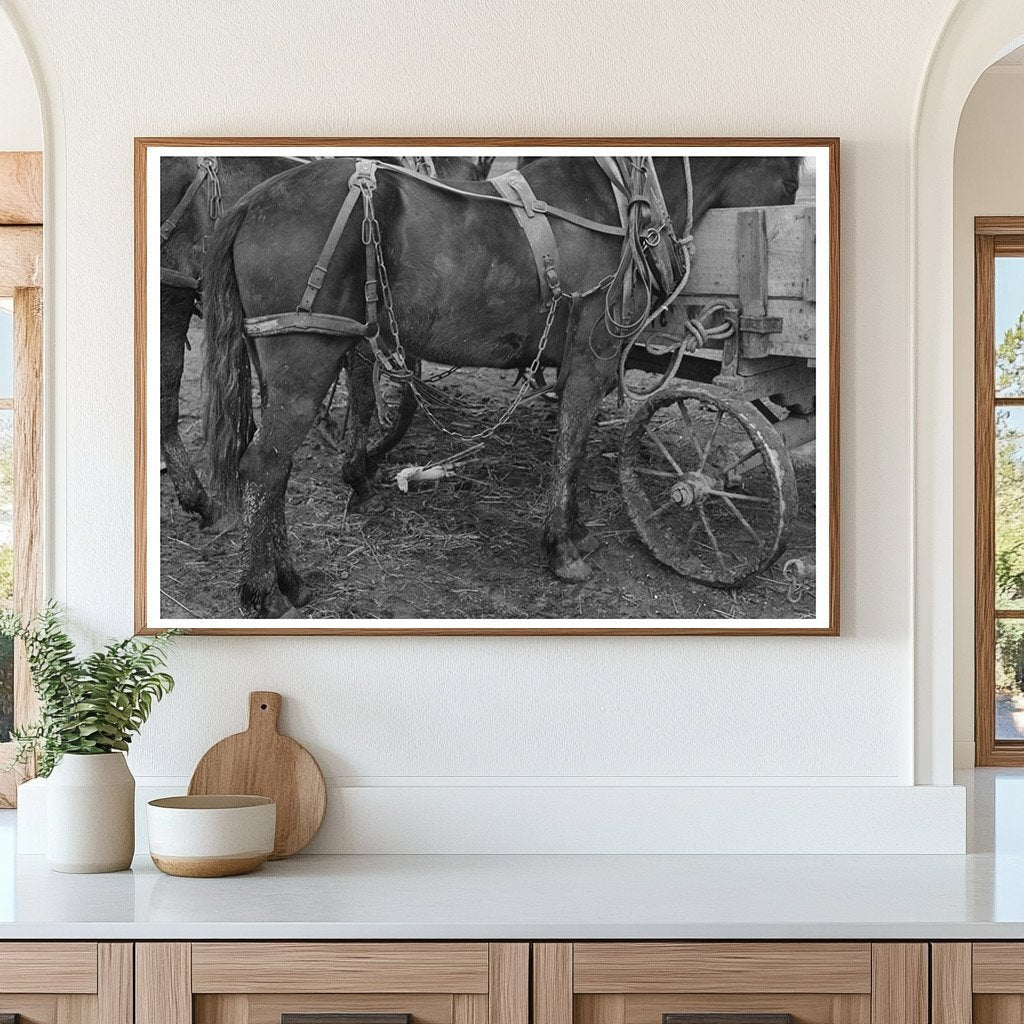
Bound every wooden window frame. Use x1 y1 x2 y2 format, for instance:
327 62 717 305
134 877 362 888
975 216 1024 765
0 151 43 806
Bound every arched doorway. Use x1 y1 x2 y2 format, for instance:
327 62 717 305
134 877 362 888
914 1 1024 785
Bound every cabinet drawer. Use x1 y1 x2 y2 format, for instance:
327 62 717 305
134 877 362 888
0 943 130 1024
572 944 871 994
0 942 99 994
191 944 491 994
139 943 528 1024
534 944 925 1024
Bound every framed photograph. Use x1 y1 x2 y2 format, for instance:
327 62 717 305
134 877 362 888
135 137 839 635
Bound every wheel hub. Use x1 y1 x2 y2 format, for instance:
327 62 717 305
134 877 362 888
670 472 714 508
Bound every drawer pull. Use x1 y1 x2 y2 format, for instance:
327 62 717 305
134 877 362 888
283 1016 411 1024
665 1016 794 1024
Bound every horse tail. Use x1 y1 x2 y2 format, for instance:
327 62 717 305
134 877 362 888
202 200 253 508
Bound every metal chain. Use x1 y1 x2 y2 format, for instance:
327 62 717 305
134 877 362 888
361 182 565 444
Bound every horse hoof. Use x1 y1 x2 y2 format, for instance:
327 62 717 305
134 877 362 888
552 556 592 583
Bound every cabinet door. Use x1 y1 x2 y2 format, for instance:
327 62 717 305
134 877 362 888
137 943 528 1024
940 943 1024 1024
0 943 131 1024
533 944 928 1024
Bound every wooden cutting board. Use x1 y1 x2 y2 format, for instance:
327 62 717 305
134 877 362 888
188 691 326 859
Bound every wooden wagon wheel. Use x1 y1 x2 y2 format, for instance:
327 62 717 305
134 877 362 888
619 381 798 588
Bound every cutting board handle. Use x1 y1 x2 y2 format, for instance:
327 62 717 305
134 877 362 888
248 691 282 734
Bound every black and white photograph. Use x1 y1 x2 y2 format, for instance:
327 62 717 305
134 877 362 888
137 140 838 634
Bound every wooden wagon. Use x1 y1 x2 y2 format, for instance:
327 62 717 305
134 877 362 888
619 203 820 588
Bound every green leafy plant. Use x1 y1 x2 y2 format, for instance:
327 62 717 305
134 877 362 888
1 603 178 777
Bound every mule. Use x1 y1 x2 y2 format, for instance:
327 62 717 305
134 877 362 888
202 155 800 616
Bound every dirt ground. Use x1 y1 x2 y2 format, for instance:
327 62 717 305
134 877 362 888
159 319 817 622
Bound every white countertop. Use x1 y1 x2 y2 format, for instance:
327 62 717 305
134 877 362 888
1 769 1022 941
0 849 1022 940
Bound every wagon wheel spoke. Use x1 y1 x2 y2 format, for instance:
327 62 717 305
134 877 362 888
634 466 679 480
712 492 764 550
674 401 704 461
646 496 683 522
696 505 730 572
706 489 772 505
699 409 724 472
680 520 700 558
643 422 686 477
718 445 761 477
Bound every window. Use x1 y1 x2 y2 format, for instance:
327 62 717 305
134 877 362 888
0 302 13 745
0 149 43 805
976 219 1024 764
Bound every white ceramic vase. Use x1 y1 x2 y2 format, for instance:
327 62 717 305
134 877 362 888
46 752 135 873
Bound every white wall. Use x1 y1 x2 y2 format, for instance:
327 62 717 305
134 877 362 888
0 9 39 151
2 0 975 852
952 65 1024 767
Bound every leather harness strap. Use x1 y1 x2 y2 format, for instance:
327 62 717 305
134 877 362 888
242 157 684 343
160 157 220 242
595 156 676 296
297 175 366 313
245 159 379 341
160 157 222 294
491 170 563 311
160 267 201 290
244 310 372 339
379 161 627 237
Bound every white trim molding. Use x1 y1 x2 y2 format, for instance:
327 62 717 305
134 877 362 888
17 778 967 856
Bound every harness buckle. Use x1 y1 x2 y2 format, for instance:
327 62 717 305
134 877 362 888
543 255 562 300
308 265 328 289
532 200 548 214
364 280 379 303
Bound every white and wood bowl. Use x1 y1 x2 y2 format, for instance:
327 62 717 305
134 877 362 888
147 795 276 877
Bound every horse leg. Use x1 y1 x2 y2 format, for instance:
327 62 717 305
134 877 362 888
237 337 350 617
160 287 217 526
341 345 381 509
542 318 617 582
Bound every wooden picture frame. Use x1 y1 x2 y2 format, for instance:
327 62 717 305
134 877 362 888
975 216 1024 765
136 137 839 636
0 151 44 806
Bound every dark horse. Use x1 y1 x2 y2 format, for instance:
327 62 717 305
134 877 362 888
160 155 489 526
202 155 800 617
160 156 305 524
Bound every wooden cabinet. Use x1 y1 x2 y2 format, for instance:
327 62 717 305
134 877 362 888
0 943 132 1024
931 943 1024 1024
136 944 528 1024
532 944 928 1024
0 938 953 1024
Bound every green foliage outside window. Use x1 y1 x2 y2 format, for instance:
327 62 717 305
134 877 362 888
996 312 1024 694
